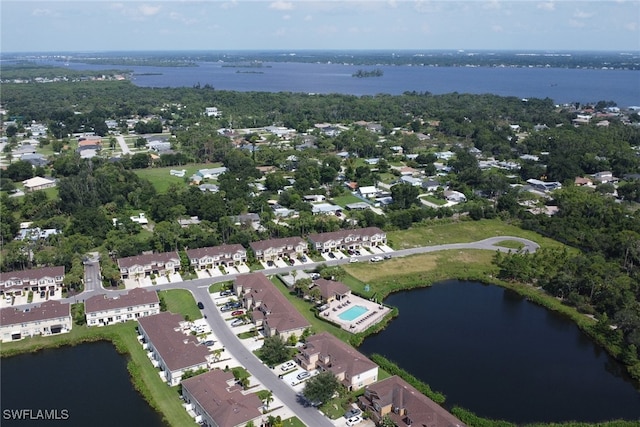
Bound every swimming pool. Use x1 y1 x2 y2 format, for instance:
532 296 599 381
338 305 368 322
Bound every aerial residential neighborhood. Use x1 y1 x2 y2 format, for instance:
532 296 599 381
1 49 639 427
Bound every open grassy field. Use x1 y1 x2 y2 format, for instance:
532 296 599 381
133 162 223 193
345 249 497 299
387 218 569 250
158 289 202 321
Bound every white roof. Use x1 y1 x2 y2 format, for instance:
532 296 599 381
358 186 378 195
22 176 55 188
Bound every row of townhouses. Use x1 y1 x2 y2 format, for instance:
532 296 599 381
117 227 387 280
0 270 465 426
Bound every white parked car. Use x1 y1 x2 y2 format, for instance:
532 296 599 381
346 416 362 426
231 318 246 327
281 361 296 371
370 256 383 262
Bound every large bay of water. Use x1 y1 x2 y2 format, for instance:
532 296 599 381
32 60 640 107
0 341 166 427
358 280 640 424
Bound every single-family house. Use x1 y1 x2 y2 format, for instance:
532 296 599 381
186 244 247 269
358 376 466 427
117 251 180 281
574 177 594 187
358 186 379 198
1 300 72 342
443 190 467 202
526 179 562 193
400 175 423 186
148 140 172 152
249 237 308 262
0 266 65 299
181 369 263 427
205 107 221 117
85 288 160 327
230 213 261 230
234 273 310 341
198 184 219 193
296 332 378 391
421 180 441 192
307 227 387 253
20 153 48 167
178 216 201 227
197 167 227 180
137 312 213 386
311 203 342 215
22 176 56 192
592 171 618 184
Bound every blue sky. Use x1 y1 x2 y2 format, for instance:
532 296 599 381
2 1 639 53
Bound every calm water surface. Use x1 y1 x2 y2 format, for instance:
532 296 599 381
1 341 166 427
358 280 640 424
30 60 640 107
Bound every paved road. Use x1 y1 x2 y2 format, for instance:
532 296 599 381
192 287 333 427
115 136 131 155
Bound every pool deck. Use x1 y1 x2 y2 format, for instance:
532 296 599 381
320 293 391 334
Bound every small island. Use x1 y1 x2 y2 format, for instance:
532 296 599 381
352 68 384 78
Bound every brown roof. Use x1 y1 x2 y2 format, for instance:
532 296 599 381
182 370 262 427
236 273 310 334
1 300 70 326
137 312 210 372
78 139 101 147
186 244 246 260
0 266 65 286
303 332 377 381
85 288 159 314
365 376 466 427
249 237 307 253
307 227 385 244
313 278 350 300
117 251 180 269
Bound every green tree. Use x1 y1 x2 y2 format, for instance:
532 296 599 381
258 335 290 367
302 371 340 405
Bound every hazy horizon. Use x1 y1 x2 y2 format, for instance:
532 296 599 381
2 1 639 53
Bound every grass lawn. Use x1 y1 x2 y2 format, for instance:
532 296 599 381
494 239 525 250
282 417 306 427
332 194 368 207
134 162 223 193
418 194 447 205
386 218 569 250
345 249 497 300
158 289 202 321
0 322 197 427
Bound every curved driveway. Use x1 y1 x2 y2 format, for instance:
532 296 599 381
39 236 539 426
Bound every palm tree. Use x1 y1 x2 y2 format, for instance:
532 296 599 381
262 390 274 411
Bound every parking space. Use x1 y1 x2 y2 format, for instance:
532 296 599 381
274 259 288 268
235 264 250 274
378 244 394 253
195 269 211 279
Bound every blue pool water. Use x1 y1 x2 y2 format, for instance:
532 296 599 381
339 305 368 321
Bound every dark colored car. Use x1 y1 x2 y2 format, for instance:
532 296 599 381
383 254 392 259
328 252 335 259
197 301 204 309
344 408 361 419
